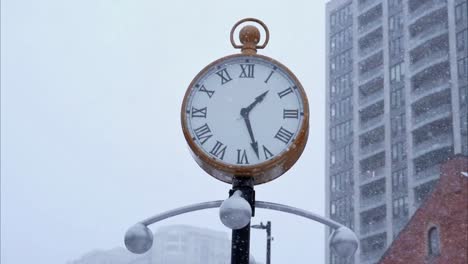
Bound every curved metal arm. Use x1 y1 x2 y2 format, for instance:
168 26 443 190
255 201 341 229
138 200 342 230
127 199 357 258
140 200 223 226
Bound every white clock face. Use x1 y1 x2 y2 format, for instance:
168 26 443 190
184 56 306 167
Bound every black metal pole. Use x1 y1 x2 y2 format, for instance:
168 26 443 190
230 177 255 264
266 221 271 264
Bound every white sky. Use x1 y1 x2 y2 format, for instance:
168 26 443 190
1 0 328 263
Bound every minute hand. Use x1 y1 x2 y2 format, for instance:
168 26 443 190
243 117 259 158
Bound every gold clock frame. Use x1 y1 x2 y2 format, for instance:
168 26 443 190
180 19 309 185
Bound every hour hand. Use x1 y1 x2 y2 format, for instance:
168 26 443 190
243 90 269 116
243 117 259 158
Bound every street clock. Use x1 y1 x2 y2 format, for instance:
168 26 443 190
181 18 309 185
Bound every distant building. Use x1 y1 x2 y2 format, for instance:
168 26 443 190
378 155 468 263
70 225 234 264
68 247 149 264
151 225 231 264
325 0 468 263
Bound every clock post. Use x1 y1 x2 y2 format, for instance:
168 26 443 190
229 177 255 264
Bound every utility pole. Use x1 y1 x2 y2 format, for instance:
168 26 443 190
252 221 272 264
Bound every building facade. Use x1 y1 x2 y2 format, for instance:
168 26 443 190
70 225 233 264
151 225 231 264
378 156 468 264
325 0 468 263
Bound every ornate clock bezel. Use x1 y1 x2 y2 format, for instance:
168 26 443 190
181 53 309 185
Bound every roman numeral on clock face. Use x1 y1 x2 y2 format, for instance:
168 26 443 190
262 145 274 160
236 149 249 164
239 64 255 78
216 68 232 85
277 87 293 98
199 85 214 98
264 70 274 83
193 123 212 145
191 107 207 118
210 141 227 160
274 127 294 144
283 109 299 119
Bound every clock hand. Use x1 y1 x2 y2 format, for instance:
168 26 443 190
243 90 269 115
242 116 260 158
239 90 268 159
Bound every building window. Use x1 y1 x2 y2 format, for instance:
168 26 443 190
391 142 406 162
458 57 467 79
461 85 468 107
389 13 403 33
331 4 353 29
389 37 403 57
331 97 352 119
332 171 353 192
331 120 353 142
391 113 406 136
457 29 467 52
392 196 408 217
391 88 404 108
333 73 352 96
331 14 337 27
388 0 402 8
455 2 467 24
390 62 404 83
392 169 407 191
331 144 353 166
428 226 441 256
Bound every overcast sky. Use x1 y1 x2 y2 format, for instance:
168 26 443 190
1 0 328 263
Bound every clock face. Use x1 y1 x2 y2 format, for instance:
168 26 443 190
182 55 307 170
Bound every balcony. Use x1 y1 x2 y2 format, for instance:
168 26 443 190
412 81 450 102
413 133 453 158
360 167 385 184
361 220 386 236
359 17 382 36
409 0 447 24
360 193 385 211
410 51 449 73
359 0 381 13
360 247 386 263
360 66 383 85
361 141 385 158
412 104 451 129
361 40 383 58
361 115 384 133
414 165 440 185
410 23 448 48
360 88 384 108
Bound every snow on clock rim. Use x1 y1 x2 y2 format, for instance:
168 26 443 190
181 53 309 185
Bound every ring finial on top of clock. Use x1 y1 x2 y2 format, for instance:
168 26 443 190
230 18 270 54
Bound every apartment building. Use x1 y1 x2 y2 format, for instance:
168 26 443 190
325 0 468 263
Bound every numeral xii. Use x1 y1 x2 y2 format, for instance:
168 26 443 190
239 64 255 78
